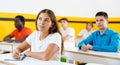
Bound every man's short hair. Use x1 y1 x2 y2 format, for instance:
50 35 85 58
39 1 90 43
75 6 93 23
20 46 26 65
15 15 25 25
95 11 108 19
58 18 69 22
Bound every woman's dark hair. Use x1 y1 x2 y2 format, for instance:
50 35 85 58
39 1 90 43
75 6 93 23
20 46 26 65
86 22 93 27
36 9 60 34
15 15 25 25
35 9 63 54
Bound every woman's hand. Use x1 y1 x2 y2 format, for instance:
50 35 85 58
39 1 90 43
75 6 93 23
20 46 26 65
12 49 21 59
25 51 31 57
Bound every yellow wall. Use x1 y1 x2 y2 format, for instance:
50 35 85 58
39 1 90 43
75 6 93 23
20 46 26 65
0 12 120 41
0 21 36 41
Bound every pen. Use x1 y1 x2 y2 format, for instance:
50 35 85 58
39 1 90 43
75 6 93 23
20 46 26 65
15 49 26 60
14 49 21 59
20 54 26 60
14 49 19 55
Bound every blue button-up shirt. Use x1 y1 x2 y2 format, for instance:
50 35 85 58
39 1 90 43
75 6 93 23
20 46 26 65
78 28 120 52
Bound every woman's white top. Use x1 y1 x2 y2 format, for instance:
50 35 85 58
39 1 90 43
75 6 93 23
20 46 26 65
26 30 62 60
78 29 94 39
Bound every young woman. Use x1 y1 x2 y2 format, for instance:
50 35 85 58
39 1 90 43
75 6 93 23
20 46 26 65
12 9 63 61
77 22 94 40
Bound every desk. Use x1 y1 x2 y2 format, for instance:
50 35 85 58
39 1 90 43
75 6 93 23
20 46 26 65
63 47 120 65
0 53 73 65
0 42 19 51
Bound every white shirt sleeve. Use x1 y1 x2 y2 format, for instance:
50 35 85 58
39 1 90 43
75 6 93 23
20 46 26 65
26 31 37 45
48 33 62 51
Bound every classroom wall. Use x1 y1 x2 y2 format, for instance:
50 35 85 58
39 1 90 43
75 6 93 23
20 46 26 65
0 0 120 17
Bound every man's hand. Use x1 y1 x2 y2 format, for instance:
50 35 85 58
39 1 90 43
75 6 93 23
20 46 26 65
86 44 92 50
81 45 88 51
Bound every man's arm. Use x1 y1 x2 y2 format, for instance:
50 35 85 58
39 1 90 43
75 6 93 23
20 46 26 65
78 34 93 50
92 33 119 52
14 35 29 43
3 34 13 42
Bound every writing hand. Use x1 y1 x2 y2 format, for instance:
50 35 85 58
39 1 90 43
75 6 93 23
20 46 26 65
12 49 21 59
81 45 88 51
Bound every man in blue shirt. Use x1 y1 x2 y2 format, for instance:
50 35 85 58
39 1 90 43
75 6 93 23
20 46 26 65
78 11 120 52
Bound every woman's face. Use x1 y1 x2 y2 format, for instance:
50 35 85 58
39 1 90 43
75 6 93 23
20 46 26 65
37 13 52 32
86 23 92 31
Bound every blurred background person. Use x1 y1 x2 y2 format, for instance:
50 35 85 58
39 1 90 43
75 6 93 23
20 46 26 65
76 22 94 46
4 15 32 43
59 18 75 48
77 22 94 39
